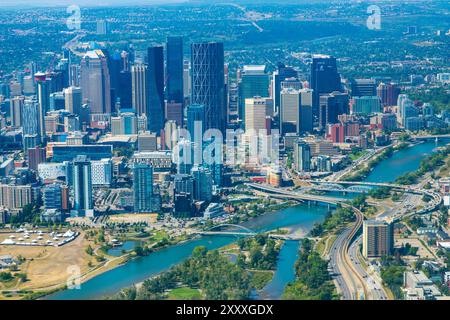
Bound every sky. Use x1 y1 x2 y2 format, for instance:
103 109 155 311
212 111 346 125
0 0 187 7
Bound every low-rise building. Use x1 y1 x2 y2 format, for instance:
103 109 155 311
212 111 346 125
404 270 442 300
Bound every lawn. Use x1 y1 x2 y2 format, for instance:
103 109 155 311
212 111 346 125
250 270 274 290
167 287 202 300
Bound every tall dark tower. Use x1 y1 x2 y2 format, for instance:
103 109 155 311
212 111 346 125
166 36 184 104
191 42 225 132
147 46 165 133
310 55 341 114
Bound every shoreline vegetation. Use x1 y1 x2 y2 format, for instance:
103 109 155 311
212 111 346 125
29 139 445 300
32 200 295 300
109 234 282 300
341 142 412 181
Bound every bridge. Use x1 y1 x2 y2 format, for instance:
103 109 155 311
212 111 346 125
247 183 346 206
247 182 368 299
192 223 303 240
308 180 442 216
412 134 450 140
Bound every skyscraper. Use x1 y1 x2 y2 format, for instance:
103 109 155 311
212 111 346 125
293 140 311 172
131 64 148 116
191 165 213 202
272 63 298 113
191 42 225 132
71 155 94 217
280 88 301 135
299 88 314 134
238 65 270 122
28 147 46 171
244 97 272 133
147 46 165 133
350 79 377 97
319 91 349 130
310 55 342 112
166 36 184 104
10 96 24 128
377 82 400 107
35 72 49 143
133 163 154 213
187 104 205 143
22 99 40 136
64 86 82 115
80 50 111 115
363 219 394 258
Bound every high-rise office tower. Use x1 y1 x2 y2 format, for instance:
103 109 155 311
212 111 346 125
108 51 123 111
351 78 377 97
183 60 191 99
167 36 184 104
272 63 298 112
319 91 349 130
187 104 205 143
10 96 24 128
164 120 178 150
133 163 154 213
80 50 111 115
147 46 165 133
228 82 239 122
111 112 138 135
280 88 301 135
310 55 342 112
363 219 394 258
244 97 272 133
299 88 314 134
50 92 65 111
191 42 225 132
22 75 35 95
131 64 148 116
191 165 213 202
35 72 49 143
71 155 94 217
22 99 40 136
377 82 400 107
27 147 46 171
293 139 311 172
117 70 132 110
64 86 82 115
238 65 270 122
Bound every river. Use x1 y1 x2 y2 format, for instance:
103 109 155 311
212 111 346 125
47 138 448 300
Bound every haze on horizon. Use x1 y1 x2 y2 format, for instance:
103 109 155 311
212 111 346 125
0 0 401 8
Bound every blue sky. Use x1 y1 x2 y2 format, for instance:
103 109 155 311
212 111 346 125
0 0 187 7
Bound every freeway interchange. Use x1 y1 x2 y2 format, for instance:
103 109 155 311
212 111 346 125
247 180 442 300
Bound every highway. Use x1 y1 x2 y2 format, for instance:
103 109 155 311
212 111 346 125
328 226 354 299
348 236 388 300
247 183 369 300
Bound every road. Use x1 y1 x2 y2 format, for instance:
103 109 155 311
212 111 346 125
348 236 388 300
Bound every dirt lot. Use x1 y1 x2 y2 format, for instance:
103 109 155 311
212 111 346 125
395 238 435 259
108 213 158 225
0 231 95 291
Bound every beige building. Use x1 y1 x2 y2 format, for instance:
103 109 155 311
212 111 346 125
244 97 272 133
363 219 394 258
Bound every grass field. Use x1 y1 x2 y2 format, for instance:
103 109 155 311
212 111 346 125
167 287 202 300
250 270 274 290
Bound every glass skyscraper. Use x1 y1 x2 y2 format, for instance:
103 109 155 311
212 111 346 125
166 36 184 104
238 65 270 123
147 46 165 133
191 42 225 132
72 155 93 217
310 55 342 113
133 163 154 213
